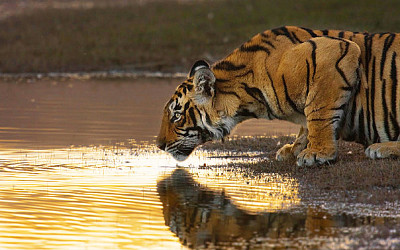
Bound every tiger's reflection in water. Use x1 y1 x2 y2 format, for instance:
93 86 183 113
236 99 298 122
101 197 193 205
157 169 393 249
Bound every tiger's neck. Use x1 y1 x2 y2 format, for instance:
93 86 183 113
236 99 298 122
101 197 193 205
210 65 287 126
206 76 279 138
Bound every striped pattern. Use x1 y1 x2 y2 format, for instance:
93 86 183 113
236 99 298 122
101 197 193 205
158 26 400 163
210 26 400 147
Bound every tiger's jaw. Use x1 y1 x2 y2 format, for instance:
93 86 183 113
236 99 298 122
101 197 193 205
164 139 200 162
157 140 192 161
159 130 214 161
170 151 191 162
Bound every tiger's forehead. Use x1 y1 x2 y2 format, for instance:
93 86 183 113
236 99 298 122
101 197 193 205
166 80 194 110
175 79 194 96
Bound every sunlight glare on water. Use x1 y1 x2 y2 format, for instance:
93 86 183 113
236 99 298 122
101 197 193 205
0 147 185 249
0 138 299 249
189 167 300 214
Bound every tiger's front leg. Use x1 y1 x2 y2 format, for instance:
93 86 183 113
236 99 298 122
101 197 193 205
287 38 361 166
297 80 358 166
297 98 341 166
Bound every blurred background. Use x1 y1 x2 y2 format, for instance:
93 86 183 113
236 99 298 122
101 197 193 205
0 0 399 74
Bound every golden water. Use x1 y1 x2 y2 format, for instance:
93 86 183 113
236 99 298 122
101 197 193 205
0 157 181 249
0 144 302 249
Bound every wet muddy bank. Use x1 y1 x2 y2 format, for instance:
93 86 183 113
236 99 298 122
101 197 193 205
201 136 400 207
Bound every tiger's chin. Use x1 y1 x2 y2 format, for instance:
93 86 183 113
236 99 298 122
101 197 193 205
171 153 190 162
167 137 210 162
169 145 197 162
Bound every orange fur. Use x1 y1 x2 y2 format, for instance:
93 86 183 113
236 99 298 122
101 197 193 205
157 26 400 165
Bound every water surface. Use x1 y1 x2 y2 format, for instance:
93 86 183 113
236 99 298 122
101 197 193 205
0 79 399 249
0 79 298 149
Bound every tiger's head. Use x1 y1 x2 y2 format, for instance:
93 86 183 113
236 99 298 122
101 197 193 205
157 60 234 161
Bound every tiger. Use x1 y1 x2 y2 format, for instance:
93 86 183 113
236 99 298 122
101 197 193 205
157 26 400 166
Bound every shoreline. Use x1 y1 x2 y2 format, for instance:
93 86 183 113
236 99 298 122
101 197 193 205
0 70 187 81
201 136 400 206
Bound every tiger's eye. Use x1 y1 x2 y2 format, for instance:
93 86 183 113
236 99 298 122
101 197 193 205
171 113 182 123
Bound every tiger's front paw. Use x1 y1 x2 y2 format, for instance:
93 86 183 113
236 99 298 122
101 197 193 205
276 144 295 161
296 148 337 166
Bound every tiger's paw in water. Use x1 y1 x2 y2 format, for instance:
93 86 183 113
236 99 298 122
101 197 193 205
365 142 400 159
296 148 337 166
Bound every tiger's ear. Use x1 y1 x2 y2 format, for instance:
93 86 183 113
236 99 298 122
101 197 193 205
190 60 216 105
189 60 210 77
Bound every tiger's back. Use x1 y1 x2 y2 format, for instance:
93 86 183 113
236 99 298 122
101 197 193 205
266 27 400 146
157 26 400 166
